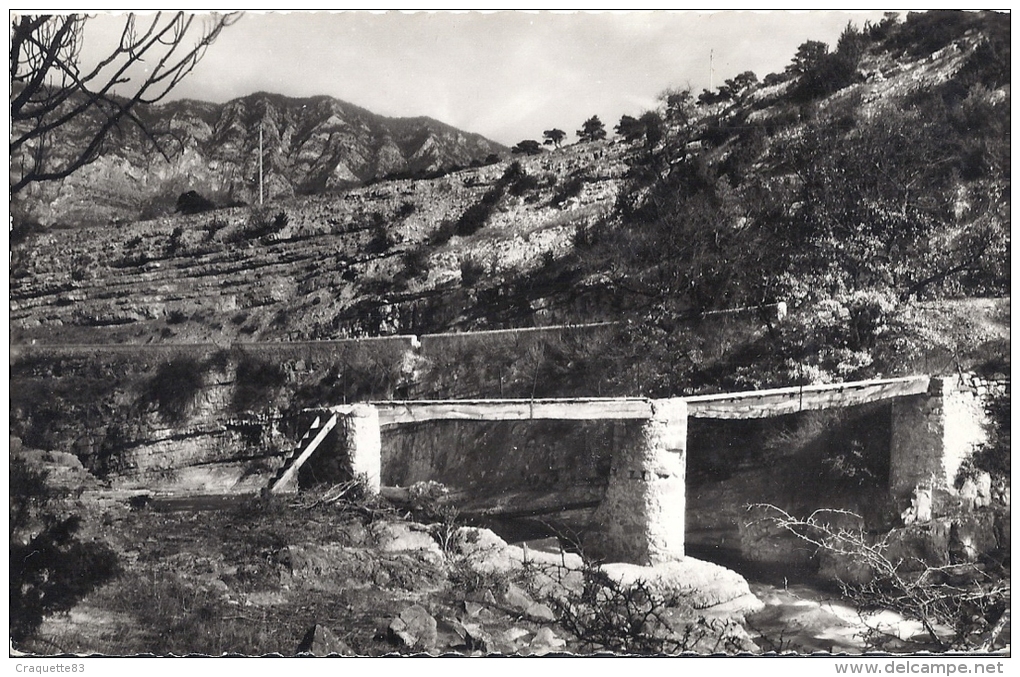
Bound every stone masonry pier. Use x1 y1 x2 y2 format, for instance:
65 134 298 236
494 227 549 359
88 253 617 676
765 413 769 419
275 375 991 565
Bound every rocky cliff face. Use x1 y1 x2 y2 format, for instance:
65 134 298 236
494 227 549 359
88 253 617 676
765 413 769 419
13 92 507 228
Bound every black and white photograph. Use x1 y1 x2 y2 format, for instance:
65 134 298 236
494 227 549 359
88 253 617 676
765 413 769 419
8 9 1010 662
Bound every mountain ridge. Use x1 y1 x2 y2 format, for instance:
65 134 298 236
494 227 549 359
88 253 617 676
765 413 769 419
13 90 508 228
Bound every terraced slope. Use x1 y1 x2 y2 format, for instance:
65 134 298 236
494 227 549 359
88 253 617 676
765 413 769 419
11 141 629 345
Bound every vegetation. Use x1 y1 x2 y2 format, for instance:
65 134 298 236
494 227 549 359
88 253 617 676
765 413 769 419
546 559 746 654
175 190 217 215
146 357 207 423
10 13 236 193
754 505 1010 651
6 11 1011 656
232 355 288 413
552 11 1010 394
576 115 607 142
511 139 543 155
542 129 566 148
459 255 487 287
10 459 121 646
223 207 290 244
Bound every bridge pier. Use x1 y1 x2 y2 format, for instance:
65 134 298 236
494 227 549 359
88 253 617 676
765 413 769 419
890 376 988 515
585 398 688 565
342 404 382 496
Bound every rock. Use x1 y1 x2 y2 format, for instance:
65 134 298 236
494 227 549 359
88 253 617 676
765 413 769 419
884 519 952 571
460 621 495 653
277 544 332 575
901 487 933 525
503 627 531 644
373 522 444 562
389 604 438 651
450 526 516 573
296 624 352 656
463 600 485 618
738 505 816 565
525 602 557 622
959 472 992 511
436 617 467 649
950 512 998 562
503 585 556 621
46 450 85 469
502 583 536 613
527 627 566 654
600 558 764 618
818 539 876 586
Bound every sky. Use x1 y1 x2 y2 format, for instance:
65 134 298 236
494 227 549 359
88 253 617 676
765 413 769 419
80 10 894 146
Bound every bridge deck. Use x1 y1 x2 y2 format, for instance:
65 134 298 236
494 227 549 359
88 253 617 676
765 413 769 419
685 375 931 419
310 375 931 425
366 398 656 427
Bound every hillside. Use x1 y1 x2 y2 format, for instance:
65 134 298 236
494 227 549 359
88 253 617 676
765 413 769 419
9 12 1011 656
11 91 507 229
11 11 1010 393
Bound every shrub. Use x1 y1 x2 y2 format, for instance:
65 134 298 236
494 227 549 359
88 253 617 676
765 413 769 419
755 504 1010 652
166 309 188 324
9 460 121 646
507 171 541 197
459 255 486 287
550 175 585 208
203 218 227 242
146 357 207 423
175 190 216 215
399 248 431 282
232 355 288 413
365 224 393 254
227 208 289 243
548 561 746 654
167 226 186 256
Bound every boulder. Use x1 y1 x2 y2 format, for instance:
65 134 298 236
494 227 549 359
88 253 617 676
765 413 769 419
600 558 764 618
527 627 566 655
296 624 353 656
949 512 998 562
883 519 952 571
373 522 444 562
460 621 496 653
450 526 516 573
389 604 438 652
959 472 992 511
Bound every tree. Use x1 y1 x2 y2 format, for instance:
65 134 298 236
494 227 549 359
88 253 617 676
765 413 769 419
577 116 607 142
614 115 644 143
786 40 829 76
511 139 543 155
639 111 663 151
10 12 238 194
543 128 566 148
616 112 663 151
10 458 121 646
720 70 759 101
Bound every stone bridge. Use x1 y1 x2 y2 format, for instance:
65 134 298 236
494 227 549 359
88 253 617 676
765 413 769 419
273 374 987 565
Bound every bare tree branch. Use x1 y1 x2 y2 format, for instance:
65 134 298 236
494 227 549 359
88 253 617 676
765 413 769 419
10 12 239 194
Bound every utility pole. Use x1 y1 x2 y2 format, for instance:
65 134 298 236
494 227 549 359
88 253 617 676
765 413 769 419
258 122 264 205
710 49 714 91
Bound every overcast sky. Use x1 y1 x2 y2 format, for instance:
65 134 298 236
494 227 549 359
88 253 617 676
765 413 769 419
83 10 893 146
